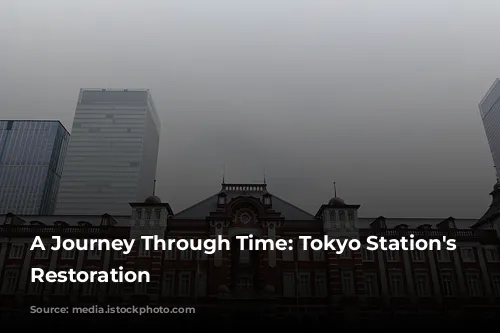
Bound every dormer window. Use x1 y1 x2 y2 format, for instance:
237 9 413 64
263 194 272 206
145 209 152 220
348 211 355 222
218 192 227 206
155 209 161 220
329 211 336 221
338 211 345 221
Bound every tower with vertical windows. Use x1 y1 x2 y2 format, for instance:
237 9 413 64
55 88 161 216
0 120 69 215
479 79 500 178
125 195 172 299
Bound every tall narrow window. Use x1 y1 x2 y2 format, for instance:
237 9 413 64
297 239 309 261
341 270 355 295
440 272 455 297
415 273 430 297
465 272 481 297
178 272 191 296
163 271 174 296
283 272 295 297
364 273 378 297
298 272 311 297
315 272 327 297
389 271 404 297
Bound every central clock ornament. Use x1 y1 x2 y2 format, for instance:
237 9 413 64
236 209 254 225
239 212 251 224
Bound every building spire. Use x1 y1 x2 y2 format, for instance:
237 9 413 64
222 164 226 184
153 179 156 196
333 181 337 198
263 167 267 184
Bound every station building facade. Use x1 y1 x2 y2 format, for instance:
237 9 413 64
1 182 500 319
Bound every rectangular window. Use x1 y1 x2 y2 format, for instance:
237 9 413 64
197 273 207 296
114 250 126 260
461 247 475 262
135 281 148 295
389 272 404 297
341 270 355 295
411 250 424 262
415 272 430 297
235 276 253 290
436 249 450 262
181 248 193 260
109 283 123 295
34 248 50 259
239 249 250 264
491 274 500 297
440 272 455 297
386 251 399 262
485 248 500 262
61 249 76 260
340 248 351 259
1 269 18 294
82 281 98 296
361 248 374 261
364 273 379 297
9 244 24 259
298 272 311 297
138 242 150 257
165 246 176 260
162 271 174 296
297 239 309 261
29 280 44 295
315 272 327 297
282 244 294 261
54 281 71 295
178 272 191 296
283 272 295 297
313 249 325 261
465 272 482 297
88 249 101 260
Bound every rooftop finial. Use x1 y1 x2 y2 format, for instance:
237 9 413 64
153 179 156 196
263 167 267 184
333 181 337 198
222 164 226 184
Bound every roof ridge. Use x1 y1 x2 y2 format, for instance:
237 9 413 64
270 193 316 219
173 193 218 217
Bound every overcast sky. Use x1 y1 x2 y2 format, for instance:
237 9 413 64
1 0 500 218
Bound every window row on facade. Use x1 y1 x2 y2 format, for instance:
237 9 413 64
2 267 500 300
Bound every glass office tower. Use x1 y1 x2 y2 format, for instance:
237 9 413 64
55 88 161 216
0 120 70 215
480 79 500 178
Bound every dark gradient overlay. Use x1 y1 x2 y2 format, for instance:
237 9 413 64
1 181 500 330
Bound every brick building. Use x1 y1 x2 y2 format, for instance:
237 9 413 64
1 181 500 320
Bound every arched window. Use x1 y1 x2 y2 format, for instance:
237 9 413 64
338 211 345 221
348 211 355 222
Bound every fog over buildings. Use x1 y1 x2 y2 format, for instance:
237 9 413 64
1 0 500 218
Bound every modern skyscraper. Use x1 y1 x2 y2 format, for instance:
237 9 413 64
55 88 161 216
480 78 500 178
0 120 69 215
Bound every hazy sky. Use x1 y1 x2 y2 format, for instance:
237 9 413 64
1 0 500 218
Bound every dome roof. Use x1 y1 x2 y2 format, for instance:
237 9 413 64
144 195 161 204
328 197 346 207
